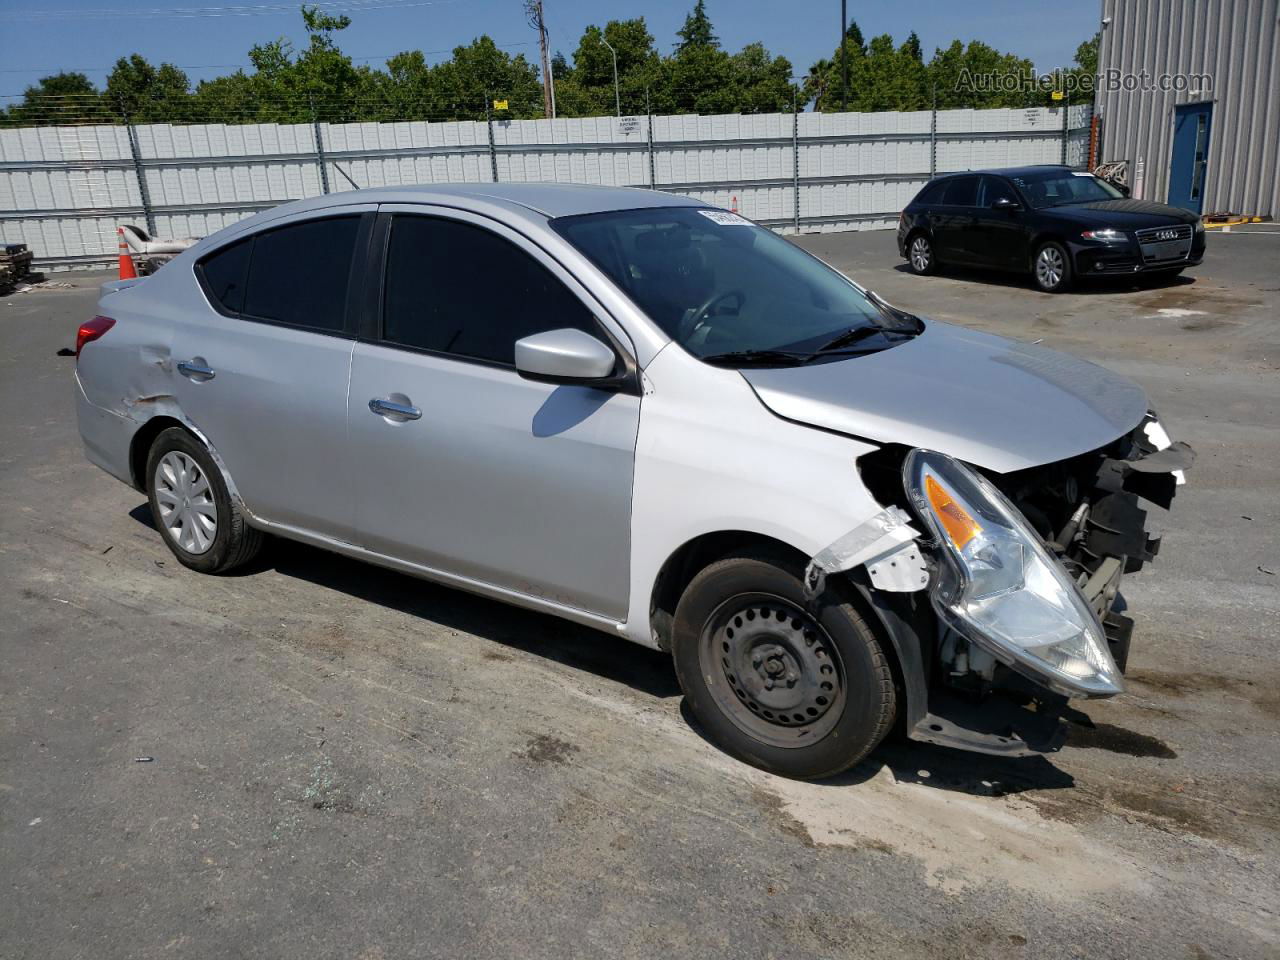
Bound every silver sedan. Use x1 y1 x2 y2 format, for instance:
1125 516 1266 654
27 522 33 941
74 184 1189 778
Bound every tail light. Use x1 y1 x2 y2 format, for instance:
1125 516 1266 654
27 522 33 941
75 315 115 360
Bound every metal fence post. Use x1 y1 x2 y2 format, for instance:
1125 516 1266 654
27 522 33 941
792 93 800 233
929 85 937 178
485 95 499 183
310 97 330 195
1061 93 1070 166
645 87 656 190
119 100 156 235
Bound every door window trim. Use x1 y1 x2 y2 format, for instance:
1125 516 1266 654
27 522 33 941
193 211 374 340
364 208 641 393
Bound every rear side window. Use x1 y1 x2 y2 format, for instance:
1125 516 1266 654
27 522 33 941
198 238 251 314
914 181 946 204
382 215 601 366
941 177 979 206
242 216 360 332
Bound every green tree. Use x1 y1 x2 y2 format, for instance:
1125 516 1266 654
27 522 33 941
560 19 663 116
928 39 1037 109
732 43 797 113
845 34 928 111
675 0 718 52
105 55 192 123
812 19 870 111
430 36 544 119
2 72 107 126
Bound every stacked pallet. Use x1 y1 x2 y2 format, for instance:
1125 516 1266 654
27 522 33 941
0 243 34 293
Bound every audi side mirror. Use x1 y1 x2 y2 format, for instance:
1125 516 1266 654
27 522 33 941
514 328 617 384
992 197 1022 211
1115 183 1131 197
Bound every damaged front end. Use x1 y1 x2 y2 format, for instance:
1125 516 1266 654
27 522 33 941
813 414 1191 757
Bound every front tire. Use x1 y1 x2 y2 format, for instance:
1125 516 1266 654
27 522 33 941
1033 241 1072 292
146 427 263 574
907 233 938 276
672 550 896 780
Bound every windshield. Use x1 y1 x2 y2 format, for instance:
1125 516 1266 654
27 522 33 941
1012 172 1125 209
552 207 914 363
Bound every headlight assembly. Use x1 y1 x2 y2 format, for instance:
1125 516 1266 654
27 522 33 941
1080 227 1126 242
904 449 1123 698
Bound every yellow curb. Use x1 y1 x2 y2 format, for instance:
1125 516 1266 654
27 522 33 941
1204 216 1267 229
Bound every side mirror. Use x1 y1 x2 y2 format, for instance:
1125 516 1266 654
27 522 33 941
515 328 617 384
992 197 1022 211
1114 182 1131 197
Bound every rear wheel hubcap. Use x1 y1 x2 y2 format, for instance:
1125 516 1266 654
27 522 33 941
910 237 931 271
154 451 217 555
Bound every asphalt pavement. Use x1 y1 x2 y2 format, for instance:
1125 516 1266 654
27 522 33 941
2 226 1277 959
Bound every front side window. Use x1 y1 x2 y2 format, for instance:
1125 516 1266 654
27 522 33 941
1012 172 1125 209
979 177 1018 207
241 215 361 332
381 215 601 366
552 207 913 363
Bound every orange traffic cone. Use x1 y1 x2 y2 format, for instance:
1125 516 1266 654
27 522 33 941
117 227 137 280
730 195 739 213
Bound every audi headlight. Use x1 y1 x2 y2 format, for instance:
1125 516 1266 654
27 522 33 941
1194 218 1205 235
905 449 1122 698
1081 227 1126 242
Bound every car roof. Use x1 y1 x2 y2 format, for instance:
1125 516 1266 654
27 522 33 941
253 182 706 221
928 165 1074 181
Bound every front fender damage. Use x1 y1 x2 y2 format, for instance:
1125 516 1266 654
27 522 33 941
803 506 929 598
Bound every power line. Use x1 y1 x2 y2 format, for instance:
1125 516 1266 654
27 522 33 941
0 0 458 21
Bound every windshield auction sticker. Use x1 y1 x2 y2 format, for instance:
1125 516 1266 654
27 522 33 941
698 209 752 226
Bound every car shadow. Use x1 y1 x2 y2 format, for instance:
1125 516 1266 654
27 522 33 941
678 700 1077 796
891 261 1198 295
131 503 1088 795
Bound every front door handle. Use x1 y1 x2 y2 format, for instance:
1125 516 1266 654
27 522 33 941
368 397 422 421
177 359 215 381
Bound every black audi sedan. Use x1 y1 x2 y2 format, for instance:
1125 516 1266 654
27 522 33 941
897 165 1206 292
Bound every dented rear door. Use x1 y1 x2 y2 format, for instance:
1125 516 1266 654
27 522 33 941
172 207 374 541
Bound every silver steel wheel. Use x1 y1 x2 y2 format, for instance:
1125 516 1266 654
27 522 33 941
1036 246 1065 289
154 451 217 555
910 236 931 272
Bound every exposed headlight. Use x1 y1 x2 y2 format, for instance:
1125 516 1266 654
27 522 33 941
1080 227 1126 241
904 449 1123 698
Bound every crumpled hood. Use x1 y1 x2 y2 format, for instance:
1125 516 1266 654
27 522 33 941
741 321 1149 473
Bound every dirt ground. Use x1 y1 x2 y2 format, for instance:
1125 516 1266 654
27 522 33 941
2 225 1278 959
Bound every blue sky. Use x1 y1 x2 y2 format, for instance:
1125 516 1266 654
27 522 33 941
0 0 1100 101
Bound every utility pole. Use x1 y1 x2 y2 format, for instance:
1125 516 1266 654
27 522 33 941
840 0 848 111
525 0 555 119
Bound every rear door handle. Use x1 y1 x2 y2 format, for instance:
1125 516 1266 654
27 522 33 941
368 397 422 421
177 359 215 381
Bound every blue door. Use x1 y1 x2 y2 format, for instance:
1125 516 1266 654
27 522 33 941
1168 102 1212 213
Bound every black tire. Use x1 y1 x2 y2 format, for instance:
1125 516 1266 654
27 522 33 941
1032 240 1072 292
671 549 896 780
145 426 263 574
906 232 938 276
